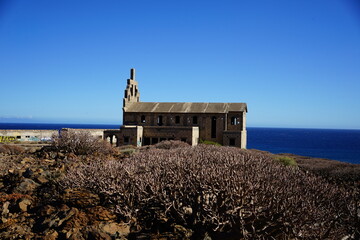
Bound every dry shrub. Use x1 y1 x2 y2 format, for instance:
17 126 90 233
281 153 360 184
51 130 116 156
59 145 358 239
274 156 297 166
152 140 190 150
0 144 25 155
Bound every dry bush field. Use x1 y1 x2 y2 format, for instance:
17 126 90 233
60 143 359 239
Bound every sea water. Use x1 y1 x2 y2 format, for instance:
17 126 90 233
247 127 360 164
1 123 359 164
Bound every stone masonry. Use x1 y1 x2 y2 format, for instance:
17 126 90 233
104 69 247 148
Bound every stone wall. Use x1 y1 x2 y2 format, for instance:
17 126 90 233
0 129 110 143
123 112 245 145
143 126 199 146
0 130 58 143
61 129 106 139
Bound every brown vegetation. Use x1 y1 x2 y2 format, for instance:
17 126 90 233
0 144 25 155
278 153 360 185
60 144 359 239
0 134 359 239
51 130 117 156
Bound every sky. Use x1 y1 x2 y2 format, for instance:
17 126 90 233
0 0 359 129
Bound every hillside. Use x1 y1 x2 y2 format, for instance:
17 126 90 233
0 137 359 239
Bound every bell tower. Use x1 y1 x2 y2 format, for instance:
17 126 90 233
123 68 140 109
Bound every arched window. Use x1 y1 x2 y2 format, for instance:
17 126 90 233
231 116 237 125
141 115 146 123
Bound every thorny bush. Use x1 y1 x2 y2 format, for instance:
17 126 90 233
59 144 358 239
51 130 115 155
0 144 25 155
152 140 190 150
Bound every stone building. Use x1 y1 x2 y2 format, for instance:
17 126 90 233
104 69 247 148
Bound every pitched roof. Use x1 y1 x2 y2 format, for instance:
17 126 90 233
124 102 247 113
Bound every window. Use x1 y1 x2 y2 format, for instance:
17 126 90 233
124 137 129 143
175 116 180 124
181 138 187 142
192 116 198 124
229 138 236 146
231 117 238 125
211 117 217 138
152 138 159 144
144 137 151 145
141 115 146 123
157 116 163 126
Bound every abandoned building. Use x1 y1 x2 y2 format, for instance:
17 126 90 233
104 69 247 148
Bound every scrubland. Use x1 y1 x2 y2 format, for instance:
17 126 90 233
0 131 359 239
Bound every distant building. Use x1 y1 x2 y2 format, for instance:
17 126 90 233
104 69 247 148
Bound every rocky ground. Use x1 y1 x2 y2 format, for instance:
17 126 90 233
0 144 195 239
0 142 359 239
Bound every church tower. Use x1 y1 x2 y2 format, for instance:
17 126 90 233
123 68 140 110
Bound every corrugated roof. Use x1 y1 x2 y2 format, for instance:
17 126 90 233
124 102 247 113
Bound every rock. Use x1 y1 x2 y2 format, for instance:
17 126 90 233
87 206 116 222
66 153 77 161
40 205 75 229
183 206 193 215
49 152 57 159
2 201 10 217
28 147 37 154
23 168 34 178
63 228 85 240
39 205 56 217
20 157 32 165
87 226 112 240
99 222 130 237
18 198 32 212
36 175 49 184
43 159 55 164
63 210 89 231
57 207 78 227
0 218 16 230
62 189 100 208
15 178 40 194
43 229 58 240
173 224 193 239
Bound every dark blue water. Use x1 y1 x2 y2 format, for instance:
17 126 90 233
1 123 359 164
247 127 360 164
0 123 119 130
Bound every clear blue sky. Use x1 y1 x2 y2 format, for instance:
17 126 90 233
1 0 359 129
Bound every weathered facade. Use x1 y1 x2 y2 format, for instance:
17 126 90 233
0 129 107 143
104 69 247 148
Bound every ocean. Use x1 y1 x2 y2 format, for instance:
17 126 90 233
1 123 359 164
